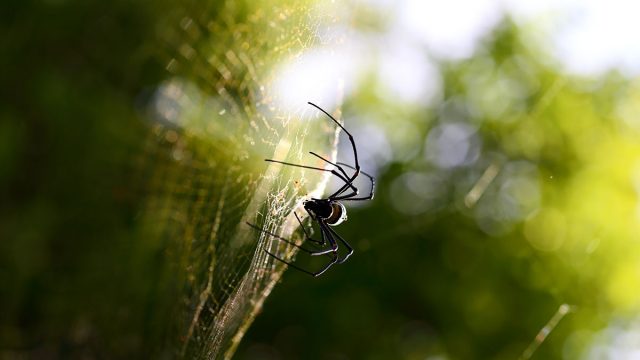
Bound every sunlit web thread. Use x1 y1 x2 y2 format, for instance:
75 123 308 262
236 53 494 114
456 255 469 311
520 304 574 360
181 171 230 356
465 160 502 208
144 0 341 357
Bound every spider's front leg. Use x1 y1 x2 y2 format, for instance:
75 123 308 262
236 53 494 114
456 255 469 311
265 158 359 198
331 162 375 201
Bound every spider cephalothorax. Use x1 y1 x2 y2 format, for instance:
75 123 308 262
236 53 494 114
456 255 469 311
248 102 375 276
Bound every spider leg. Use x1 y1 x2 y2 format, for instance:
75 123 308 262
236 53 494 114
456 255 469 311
308 101 361 183
308 102 368 200
264 159 354 190
267 103 371 201
324 224 354 264
309 152 350 179
294 212 322 245
247 219 340 277
309 223 340 276
265 223 339 277
246 222 325 255
308 151 359 198
264 249 337 277
331 162 375 201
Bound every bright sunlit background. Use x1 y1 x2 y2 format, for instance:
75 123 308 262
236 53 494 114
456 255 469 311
3 0 640 358
240 0 640 359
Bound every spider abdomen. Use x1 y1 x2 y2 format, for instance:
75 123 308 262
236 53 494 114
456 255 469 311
326 202 347 226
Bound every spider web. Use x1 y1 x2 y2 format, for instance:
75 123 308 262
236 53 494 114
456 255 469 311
135 1 343 358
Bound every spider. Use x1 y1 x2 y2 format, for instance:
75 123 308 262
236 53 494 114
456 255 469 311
248 102 375 276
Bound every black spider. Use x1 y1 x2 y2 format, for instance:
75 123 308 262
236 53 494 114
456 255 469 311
248 102 375 276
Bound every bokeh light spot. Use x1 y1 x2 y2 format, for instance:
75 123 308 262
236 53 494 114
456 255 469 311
425 123 480 169
607 262 640 311
524 208 566 252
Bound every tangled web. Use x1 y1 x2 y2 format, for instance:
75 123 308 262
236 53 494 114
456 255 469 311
136 0 342 358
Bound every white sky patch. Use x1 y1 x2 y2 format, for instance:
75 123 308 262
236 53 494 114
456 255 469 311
376 39 442 104
397 0 503 60
269 45 361 114
552 0 640 76
502 0 571 20
338 122 393 179
425 123 481 169
273 0 640 116
378 0 640 76
580 318 640 359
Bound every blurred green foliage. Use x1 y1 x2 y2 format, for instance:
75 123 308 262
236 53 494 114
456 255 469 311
237 20 640 360
1 0 173 356
3 0 640 359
